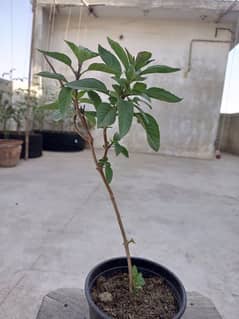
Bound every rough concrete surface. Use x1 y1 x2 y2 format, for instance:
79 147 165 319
0 151 238 319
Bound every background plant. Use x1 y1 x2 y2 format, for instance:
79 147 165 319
12 88 38 133
0 91 14 137
38 38 181 292
36 89 94 133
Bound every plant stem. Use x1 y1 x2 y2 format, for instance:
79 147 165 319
42 55 134 292
98 165 133 294
73 97 133 293
43 55 64 88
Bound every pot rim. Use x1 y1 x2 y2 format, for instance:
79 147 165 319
0 139 23 147
85 257 187 319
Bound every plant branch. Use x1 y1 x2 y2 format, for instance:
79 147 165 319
45 55 134 291
43 54 64 87
69 65 77 78
73 95 133 293
73 114 88 142
102 128 113 160
76 63 82 80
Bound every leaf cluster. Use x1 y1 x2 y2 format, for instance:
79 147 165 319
0 91 14 132
38 38 182 183
132 265 145 291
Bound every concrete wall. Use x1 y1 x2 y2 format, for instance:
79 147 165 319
218 114 239 155
35 8 232 158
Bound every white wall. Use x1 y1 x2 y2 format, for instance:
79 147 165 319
36 10 232 158
220 44 239 114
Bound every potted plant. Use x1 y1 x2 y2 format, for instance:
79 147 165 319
13 88 43 158
38 38 186 318
0 88 43 159
34 100 86 152
0 91 23 167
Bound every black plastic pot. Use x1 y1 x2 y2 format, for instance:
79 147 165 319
85 257 187 319
34 130 85 152
0 131 42 159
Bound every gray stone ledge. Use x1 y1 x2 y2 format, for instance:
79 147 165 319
36 289 222 319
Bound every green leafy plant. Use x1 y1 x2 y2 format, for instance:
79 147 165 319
0 91 14 138
38 38 182 293
0 87 39 135
12 88 38 133
132 265 145 291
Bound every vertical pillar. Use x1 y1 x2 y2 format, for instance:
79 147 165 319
234 15 239 47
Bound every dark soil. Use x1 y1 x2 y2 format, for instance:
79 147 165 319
92 272 178 319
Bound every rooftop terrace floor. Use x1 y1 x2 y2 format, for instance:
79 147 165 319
0 151 238 318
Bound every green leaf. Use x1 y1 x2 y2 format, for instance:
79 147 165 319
146 87 182 103
98 45 122 75
107 37 129 69
87 63 116 74
112 76 120 85
135 113 160 151
112 78 128 92
134 107 150 124
85 110 96 117
85 111 96 128
109 95 117 105
134 97 152 109
58 87 72 114
97 103 116 128
37 101 59 111
125 48 135 65
38 49 72 67
132 265 145 291
88 91 102 108
52 110 64 122
66 78 108 94
98 158 107 167
126 64 136 82
135 51 152 70
77 91 86 98
113 132 120 142
65 40 98 63
37 71 66 82
134 75 147 82
109 91 118 99
112 84 121 96
78 98 94 105
132 82 147 93
141 65 180 75
105 162 113 184
114 142 129 158
118 99 134 138
140 93 151 102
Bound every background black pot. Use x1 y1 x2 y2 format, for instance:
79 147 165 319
0 131 42 159
85 257 187 319
35 130 85 152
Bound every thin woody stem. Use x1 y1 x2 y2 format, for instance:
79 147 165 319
40 57 134 291
102 128 113 160
43 55 64 87
97 164 133 293
73 96 133 293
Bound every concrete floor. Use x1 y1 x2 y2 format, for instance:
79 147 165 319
0 151 238 319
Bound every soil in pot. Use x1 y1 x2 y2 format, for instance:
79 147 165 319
92 272 178 319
